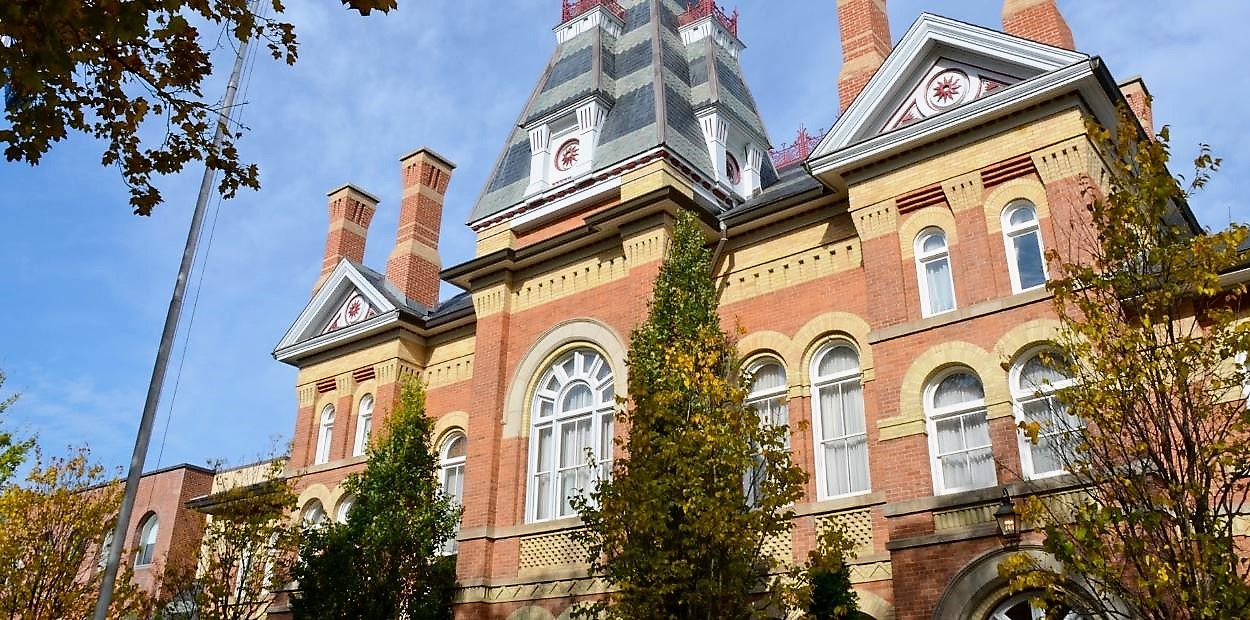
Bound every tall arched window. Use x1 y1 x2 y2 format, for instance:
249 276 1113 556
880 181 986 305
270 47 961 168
1012 349 1079 478
315 404 335 464
135 514 159 566
528 348 614 522
926 369 996 494
744 360 788 506
439 431 467 553
916 228 956 316
811 344 870 498
1002 200 1047 292
353 394 373 457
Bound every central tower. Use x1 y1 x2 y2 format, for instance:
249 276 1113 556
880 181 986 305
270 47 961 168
469 0 775 237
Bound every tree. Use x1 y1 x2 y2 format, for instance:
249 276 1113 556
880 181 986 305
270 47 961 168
0 370 33 487
999 107 1250 619
782 525 861 620
0 446 152 619
0 0 394 216
291 377 458 620
157 458 300 620
572 210 807 619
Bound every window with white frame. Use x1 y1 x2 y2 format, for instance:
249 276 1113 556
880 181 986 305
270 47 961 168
301 500 326 527
926 369 996 494
439 431 467 554
812 344 871 498
1012 349 1079 478
743 360 788 506
335 495 355 523
916 228 956 316
353 394 373 457
135 514 159 566
528 348 614 522
315 404 335 464
1002 200 1047 292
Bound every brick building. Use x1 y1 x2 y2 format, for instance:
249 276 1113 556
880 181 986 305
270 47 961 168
260 1 1186 618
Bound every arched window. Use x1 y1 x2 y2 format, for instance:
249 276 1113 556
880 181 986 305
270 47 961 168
335 495 355 523
811 344 870 498
315 404 335 465
744 360 788 506
926 370 996 494
135 514 159 566
989 591 1084 620
1012 349 1079 478
916 228 956 316
353 394 374 457
439 431 467 553
1002 200 1047 292
301 500 326 528
528 348 614 522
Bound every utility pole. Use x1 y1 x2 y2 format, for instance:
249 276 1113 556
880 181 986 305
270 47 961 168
92 12 255 619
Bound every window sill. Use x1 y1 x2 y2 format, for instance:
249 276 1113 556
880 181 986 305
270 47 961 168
458 515 583 543
869 287 1052 345
794 490 886 517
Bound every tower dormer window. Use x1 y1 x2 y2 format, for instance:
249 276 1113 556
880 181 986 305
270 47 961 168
726 152 742 186
525 98 608 197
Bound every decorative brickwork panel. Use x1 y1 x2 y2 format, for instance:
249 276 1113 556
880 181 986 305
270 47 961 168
816 508 873 556
933 504 995 531
761 531 793 564
848 560 892 584
518 530 588 573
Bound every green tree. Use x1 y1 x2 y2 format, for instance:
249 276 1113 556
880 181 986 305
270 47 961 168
999 107 1250 619
800 526 861 620
0 0 394 216
291 377 458 620
0 370 33 487
573 210 807 619
157 458 300 620
0 447 152 619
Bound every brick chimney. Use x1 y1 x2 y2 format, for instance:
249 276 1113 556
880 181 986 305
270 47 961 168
1002 0 1074 50
836 0 891 113
315 184 379 294
386 148 455 309
1119 76 1154 136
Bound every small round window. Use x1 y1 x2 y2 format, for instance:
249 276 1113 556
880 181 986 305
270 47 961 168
726 152 742 185
555 139 581 171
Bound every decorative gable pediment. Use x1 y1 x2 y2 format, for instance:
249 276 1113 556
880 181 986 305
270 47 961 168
884 58 1019 132
810 13 1088 161
274 260 400 361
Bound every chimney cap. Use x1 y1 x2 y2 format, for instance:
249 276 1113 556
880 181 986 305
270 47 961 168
399 146 457 170
1117 75 1151 97
325 183 382 204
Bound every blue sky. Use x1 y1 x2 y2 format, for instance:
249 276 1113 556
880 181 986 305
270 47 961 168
1 0 1247 473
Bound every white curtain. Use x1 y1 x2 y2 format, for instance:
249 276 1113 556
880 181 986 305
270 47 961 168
818 380 869 496
925 257 956 313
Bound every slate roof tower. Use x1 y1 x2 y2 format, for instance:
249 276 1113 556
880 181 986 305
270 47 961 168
471 0 777 228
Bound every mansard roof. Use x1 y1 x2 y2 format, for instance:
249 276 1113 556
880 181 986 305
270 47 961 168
470 0 776 224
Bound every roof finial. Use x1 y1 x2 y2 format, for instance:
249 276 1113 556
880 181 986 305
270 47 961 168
678 0 738 36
